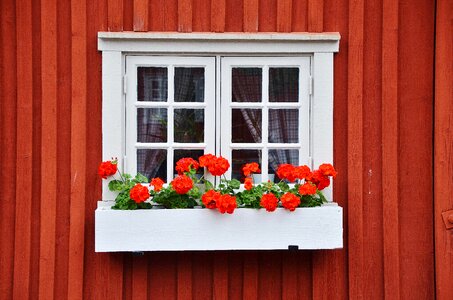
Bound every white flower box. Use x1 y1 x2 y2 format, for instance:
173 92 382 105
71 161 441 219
95 202 343 252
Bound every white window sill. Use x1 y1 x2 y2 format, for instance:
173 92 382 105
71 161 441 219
95 202 343 252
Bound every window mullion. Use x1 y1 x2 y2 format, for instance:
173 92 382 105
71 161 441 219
262 65 269 181
167 65 175 181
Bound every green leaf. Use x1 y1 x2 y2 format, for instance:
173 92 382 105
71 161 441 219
228 179 241 190
108 180 125 191
134 173 149 183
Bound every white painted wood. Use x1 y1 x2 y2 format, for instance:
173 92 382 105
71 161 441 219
102 51 125 201
312 53 334 201
95 206 343 252
98 32 340 53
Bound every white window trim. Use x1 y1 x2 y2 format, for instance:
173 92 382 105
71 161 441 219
98 32 340 202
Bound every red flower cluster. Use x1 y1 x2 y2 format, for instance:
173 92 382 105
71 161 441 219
298 182 317 195
151 177 164 192
130 184 150 203
308 170 330 190
199 154 230 176
171 175 193 194
216 194 237 214
281 192 301 211
244 177 253 190
201 189 221 209
242 162 260 176
276 164 312 182
175 158 199 175
319 163 337 178
260 193 279 212
98 160 118 179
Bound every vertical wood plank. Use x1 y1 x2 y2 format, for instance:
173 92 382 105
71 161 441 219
134 0 148 31
177 252 192 300
307 0 323 32
225 0 243 32
39 0 58 298
228 252 243 300
258 0 276 32
277 0 292 32
382 0 400 299
242 252 258 300
13 0 33 298
67 0 87 298
213 252 228 300
149 253 177 300
291 0 307 31
150 0 165 30
123 0 133 30
281 252 298 300
178 0 192 32
434 0 453 299
243 0 258 32
108 0 123 31
347 0 364 299
192 253 212 300
0 0 17 299
108 253 124 300
398 0 435 297
131 255 148 300
211 0 226 32
193 0 211 31
258 252 281 299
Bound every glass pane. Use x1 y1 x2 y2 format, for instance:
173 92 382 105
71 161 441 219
232 68 262 102
232 109 262 143
268 109 299 143
137 67 168 102
137 108 167 143
269 68 299 102
137 149 167 182
269 149 299 182
174 149 204 177
174 67 205 102
231 149 262 181
174 109 204 143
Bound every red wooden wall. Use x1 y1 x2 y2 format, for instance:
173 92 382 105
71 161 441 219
0 0 451 299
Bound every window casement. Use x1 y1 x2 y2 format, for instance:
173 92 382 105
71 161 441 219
99 32 340 202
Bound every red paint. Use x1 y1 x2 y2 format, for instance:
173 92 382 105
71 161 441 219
0 0 445 299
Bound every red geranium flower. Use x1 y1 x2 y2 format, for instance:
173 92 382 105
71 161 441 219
175 157 199 175
201 190 221 209
207 156 230 176
319 163 337 178
199 154 216 167
242 162 260 176
98 160 118 179
151 177 165 192
276 164 297 182
295 165 311 180
298 182 317 195
281 192 300 211
216 194 237 214
129 184 150 203
260 193 279 212
244 177 253 190
308 170 330 190
171 175 193 194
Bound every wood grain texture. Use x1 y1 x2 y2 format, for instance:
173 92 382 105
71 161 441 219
67 0 87 298
382 0 400 299
39 0 58 298
108 0 123 31
308 0 323 32
13 0 33 299
0 0 17 299
178 0 192 32
277 0 292 32
243 0 258 32
211 0 225 32
134 0 148 31
347 0 364 298
0 0 444 299
434 0 453 299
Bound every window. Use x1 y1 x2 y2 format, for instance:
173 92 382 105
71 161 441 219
99 32 340 202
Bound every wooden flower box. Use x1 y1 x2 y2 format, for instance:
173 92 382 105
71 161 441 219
95 203 343 252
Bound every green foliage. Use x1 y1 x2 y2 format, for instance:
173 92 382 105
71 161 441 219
108 172 150 210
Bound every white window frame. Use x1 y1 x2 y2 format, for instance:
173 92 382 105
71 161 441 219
98 32 340 202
